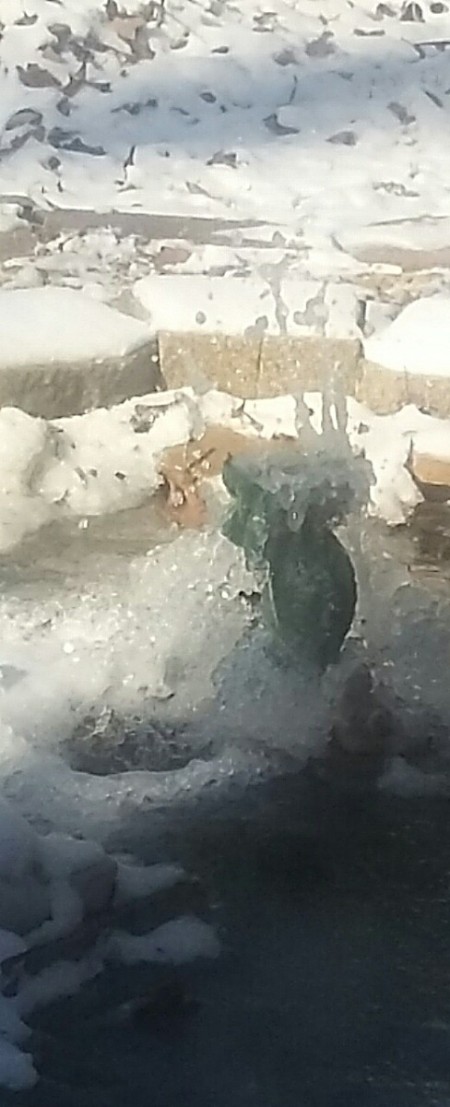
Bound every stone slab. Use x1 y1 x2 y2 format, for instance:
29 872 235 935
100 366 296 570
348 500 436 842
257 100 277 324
357 359 450 417
0 340 161 419
258 336 362 397
405 373 450 419
158 331 261 398
355 360 409 413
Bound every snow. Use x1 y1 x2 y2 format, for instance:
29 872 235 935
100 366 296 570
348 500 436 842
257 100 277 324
40 390 194 517
134 273 278 334
365 294 450 377
346 398 424 526
133 273 332 337
15 953 105 1019
0 1039 36 1092
0 288 152 368
38 831 106 879
0 0 448 291
110 916 221 966
0 386 446 561
115 861 185 905
0 929 26 965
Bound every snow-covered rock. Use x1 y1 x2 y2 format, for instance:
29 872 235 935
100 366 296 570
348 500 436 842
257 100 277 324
365 295 450 378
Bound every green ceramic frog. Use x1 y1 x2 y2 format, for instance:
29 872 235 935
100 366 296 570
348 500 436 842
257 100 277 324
222 447 361 671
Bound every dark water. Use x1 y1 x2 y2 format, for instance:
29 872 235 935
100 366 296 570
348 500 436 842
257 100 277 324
10 767 450 1107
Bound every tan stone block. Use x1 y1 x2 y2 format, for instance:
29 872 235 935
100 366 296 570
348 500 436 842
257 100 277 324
405 374 450 418
356 360 409 413
158 331 260 398
258 336 362 398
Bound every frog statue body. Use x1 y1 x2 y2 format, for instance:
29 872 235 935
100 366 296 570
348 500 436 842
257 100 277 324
222 446 368 672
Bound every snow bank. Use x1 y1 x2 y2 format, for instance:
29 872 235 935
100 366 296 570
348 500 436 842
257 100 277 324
365 295 450 378
0 385 447 556
0 408 56 549
40 390 195 517
0 391 196 550
0 288 152 369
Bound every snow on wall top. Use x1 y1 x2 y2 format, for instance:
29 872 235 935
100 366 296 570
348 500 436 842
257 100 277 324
365 295 450 378
0 288 152 368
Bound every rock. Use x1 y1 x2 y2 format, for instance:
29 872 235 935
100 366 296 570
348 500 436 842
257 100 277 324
159 331 260 397
259 336 362 397
356 359 409 413
0 288 159 418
